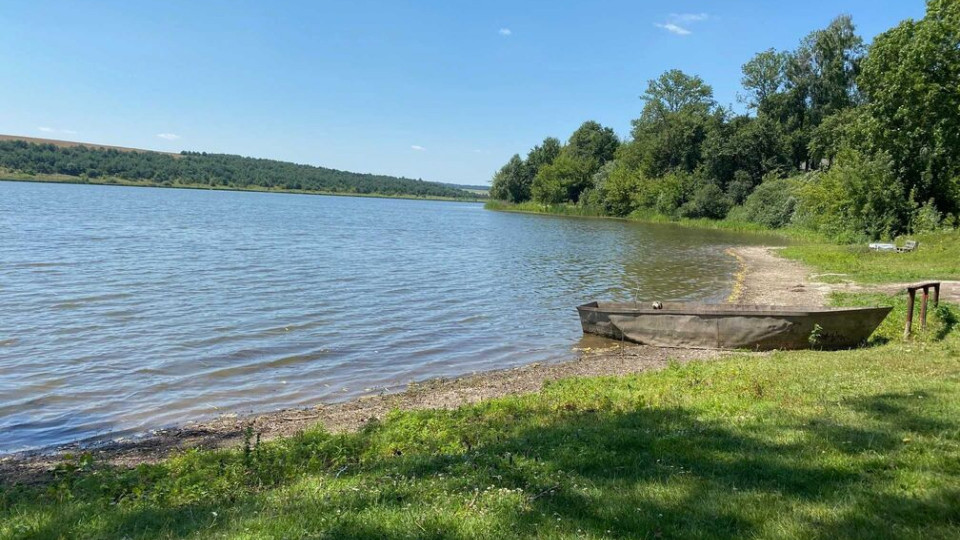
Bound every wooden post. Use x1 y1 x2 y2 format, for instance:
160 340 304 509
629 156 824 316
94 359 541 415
920 286 929 331
904 282 942 337
904 288 915 339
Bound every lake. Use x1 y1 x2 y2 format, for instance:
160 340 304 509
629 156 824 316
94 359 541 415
0 181 769 452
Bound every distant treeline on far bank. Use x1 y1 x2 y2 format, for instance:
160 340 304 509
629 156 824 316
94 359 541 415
489 1 960 241
0 138 483 200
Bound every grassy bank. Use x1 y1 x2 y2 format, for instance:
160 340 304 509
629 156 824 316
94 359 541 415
781 231 960 283
3 291 959 539
484 200 821 239
0 173 485 203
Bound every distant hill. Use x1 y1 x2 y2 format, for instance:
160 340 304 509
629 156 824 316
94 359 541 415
0 134 179 156
0 135 482 200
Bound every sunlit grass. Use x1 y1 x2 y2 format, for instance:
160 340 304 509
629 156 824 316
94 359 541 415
781 230 960 283
3 293 958 539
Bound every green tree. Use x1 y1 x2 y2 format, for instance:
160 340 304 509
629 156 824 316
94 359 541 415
741 49 789 109
631 70 717 178
531 153 595 204
858 0 960 214
801 15 865 125
526 137 562 176
490 154 530 202
599 163 644 216
795 151 908 240
565 121 619 170
639 69 715 119
748 16 864 171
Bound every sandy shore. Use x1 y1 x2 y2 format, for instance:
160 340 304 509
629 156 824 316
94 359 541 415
0 246 830 482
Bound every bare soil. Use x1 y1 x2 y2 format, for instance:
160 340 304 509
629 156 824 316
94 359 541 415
728 247 832 306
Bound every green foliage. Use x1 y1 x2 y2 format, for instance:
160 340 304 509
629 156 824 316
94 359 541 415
652 171 696 217
531 152 597 204
726 170 755 205
741 49 789 109
858 0 960 215
679 183 732 220
702 114 791 189
738 175 801 229
912 198 944 234
794 151 908 240
526 137 562 176
564 121 619 168
640 69 715 118
631 71 716 178
490 154 530 203
597 162 642 216
797 15 865 125
491 3 960 241
0 140 476 199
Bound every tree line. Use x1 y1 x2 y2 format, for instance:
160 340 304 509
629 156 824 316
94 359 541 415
490 1 960 240
0 141 479 200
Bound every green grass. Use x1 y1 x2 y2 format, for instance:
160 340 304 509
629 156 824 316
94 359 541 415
3 293 959 539
781 231 960 283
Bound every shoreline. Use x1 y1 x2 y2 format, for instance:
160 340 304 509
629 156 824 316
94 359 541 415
0 176 487 204
0 246 823 482
484 200 804 239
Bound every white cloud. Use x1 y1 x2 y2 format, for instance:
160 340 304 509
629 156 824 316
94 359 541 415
655 13 708 36
655 23 691 36
411 145 425 151
38 126 77 135
156 133 180 140
498 28 512 36
670 13 708 23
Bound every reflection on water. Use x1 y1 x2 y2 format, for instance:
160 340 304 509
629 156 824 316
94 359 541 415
0 181 770 452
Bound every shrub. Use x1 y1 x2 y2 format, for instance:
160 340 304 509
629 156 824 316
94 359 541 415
794 150 908 240
531 153 595 204
739 175 800 228
600 164 644 216
726 170 754 205
912 197 942 234
679 183 732 219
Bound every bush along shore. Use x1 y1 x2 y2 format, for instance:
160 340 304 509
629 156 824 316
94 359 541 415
488 1 960 243
2 245 960 538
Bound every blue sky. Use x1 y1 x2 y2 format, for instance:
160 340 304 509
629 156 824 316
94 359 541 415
0 1 925 185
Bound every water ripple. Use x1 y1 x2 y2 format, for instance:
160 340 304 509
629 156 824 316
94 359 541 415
0 181 771 452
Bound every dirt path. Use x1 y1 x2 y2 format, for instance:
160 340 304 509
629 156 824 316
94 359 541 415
727 247 833 306
727 246 960 305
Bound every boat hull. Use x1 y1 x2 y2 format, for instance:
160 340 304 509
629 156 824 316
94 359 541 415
577 302 892 350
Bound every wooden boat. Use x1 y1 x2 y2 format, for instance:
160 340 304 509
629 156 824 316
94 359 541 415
577 301 892 350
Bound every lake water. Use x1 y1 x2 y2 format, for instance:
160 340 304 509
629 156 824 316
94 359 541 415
0 181 768 452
